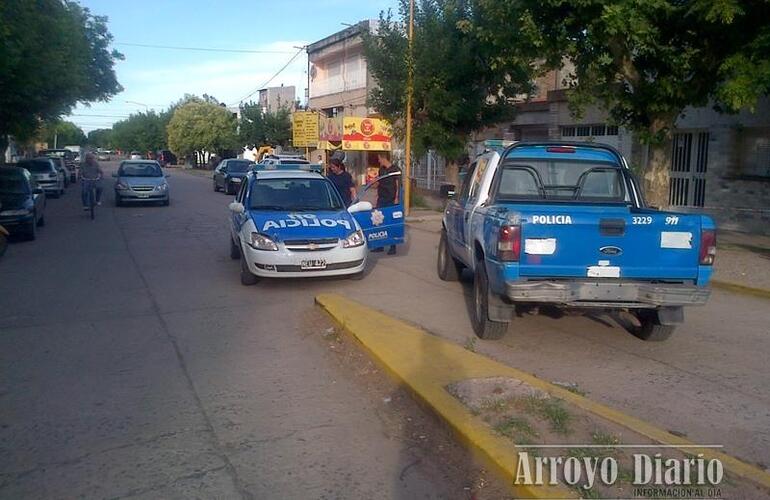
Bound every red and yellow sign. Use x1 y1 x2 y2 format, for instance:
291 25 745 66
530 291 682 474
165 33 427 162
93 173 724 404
318 115 343 151
342 117 392 151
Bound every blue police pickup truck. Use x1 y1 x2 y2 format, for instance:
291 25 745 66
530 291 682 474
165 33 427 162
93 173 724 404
438 142 716 341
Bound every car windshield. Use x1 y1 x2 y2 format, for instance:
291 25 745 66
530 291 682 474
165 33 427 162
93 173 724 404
226 160 253 173
496 160 628 202
18 160 53 173
249 178 343 211
119 163 162 177
0 175 28 194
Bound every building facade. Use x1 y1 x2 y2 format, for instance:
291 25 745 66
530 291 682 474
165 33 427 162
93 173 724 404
307 20 382 185
258 85 297 114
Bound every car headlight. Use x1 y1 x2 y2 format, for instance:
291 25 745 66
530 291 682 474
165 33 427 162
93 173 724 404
116 181 129 190
249 232 278 251
342 229 365 248
0 209 31 216
155 183 168 191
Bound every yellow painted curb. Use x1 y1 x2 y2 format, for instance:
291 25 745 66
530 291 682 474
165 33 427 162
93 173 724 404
316 293 574 499
315 293 770 495
712 280 770 300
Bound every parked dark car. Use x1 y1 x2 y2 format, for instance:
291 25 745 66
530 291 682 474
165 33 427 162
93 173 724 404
0 167 46 240
213 159 255 194
157 150 177 167
17 158 65 197
48 156 70 188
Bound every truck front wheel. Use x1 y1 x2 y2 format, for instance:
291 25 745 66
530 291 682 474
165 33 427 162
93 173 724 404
634 309 676 341
471 263 508 340
437 230 463 281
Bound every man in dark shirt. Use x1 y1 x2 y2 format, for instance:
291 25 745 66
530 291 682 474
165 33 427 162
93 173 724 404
327 157 356 206
374 153 401 255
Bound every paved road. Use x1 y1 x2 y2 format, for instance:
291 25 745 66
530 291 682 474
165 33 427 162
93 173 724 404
0 164 500 499
2 163 768 498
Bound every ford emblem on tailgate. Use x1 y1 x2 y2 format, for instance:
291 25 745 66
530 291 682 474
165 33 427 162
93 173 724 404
600 246 623 256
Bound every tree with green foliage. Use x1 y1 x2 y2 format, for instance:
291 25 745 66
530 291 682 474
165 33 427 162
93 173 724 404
239 102 292 149
111 111 170 153
363 0 535 184
167 101 238 168
39 121 87 147
0 0 123 151
474 0 770 206
87 129 114 149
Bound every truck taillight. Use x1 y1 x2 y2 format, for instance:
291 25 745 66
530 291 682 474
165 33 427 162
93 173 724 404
498 225 521 262
699 229 716 265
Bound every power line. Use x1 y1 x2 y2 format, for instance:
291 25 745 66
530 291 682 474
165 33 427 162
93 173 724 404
115 42 296 55
71 113 131 118
230 47 306 106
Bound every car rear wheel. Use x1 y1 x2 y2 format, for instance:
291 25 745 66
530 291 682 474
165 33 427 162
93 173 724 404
213 180 219 192
26 216 37 241
230 237 241 260
471 262 508 340
437 230 462 281
225 181 234 195
634 309 676 341
240 252 259 286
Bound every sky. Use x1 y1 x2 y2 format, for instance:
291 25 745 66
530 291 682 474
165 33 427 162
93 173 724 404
68 0 398 134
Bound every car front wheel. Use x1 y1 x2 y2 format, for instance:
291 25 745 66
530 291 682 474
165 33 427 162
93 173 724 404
437 230 462 281
240 252 259 286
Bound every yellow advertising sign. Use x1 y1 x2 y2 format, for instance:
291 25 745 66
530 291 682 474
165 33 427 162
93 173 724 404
292 111 319 148
342 117 392 151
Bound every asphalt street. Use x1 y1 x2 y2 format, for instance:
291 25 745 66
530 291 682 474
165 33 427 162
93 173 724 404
2 162 769 498
0 163 501 499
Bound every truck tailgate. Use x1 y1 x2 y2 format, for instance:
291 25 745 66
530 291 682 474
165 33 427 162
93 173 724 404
515 206 702 280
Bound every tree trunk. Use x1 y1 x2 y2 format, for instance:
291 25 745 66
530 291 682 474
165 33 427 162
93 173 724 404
445 160 460 188
641 119 674 208
642 141 672 208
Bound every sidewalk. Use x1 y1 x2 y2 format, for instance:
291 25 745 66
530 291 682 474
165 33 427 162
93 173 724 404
405 210 770 294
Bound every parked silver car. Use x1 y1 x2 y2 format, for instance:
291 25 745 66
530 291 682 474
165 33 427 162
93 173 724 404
17 158 65 197
113 160 170 206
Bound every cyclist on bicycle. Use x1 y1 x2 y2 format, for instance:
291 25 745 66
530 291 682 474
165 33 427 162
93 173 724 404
80 152 104 210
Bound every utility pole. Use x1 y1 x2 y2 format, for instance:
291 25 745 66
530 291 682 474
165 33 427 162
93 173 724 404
404 0 415 216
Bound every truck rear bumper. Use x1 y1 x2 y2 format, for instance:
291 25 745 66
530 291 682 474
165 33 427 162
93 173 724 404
504 280 710 308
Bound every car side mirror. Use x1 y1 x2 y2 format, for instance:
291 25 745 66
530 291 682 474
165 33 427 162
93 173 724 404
348 201 373 214
229 202 245 214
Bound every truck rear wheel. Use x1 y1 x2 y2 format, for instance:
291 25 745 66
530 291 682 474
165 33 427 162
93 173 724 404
634 309 676 341
471 263 508 340
437 230 462 281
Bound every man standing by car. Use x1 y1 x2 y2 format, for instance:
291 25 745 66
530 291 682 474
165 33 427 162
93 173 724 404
80 152 104 209
374 152 400 255
327 156 356 207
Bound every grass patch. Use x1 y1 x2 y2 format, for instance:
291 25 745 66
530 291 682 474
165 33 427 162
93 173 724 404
410 192 428 208
463 336 476 353
495 416 539 440
479 397 510 413
523 396 572 435
591 431 621 447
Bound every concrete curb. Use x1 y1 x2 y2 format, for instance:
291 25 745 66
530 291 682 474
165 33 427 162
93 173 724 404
315 293 770 495
712 280 770 300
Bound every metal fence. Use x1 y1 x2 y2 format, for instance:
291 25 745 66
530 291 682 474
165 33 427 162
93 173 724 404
412 150 446 191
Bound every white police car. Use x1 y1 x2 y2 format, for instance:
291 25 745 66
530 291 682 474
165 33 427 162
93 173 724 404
228 169 404 284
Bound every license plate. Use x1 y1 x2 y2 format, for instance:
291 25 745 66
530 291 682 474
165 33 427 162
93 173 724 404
232 178 241 183
137 194 149 198
587 266 620 278
301 259 327 270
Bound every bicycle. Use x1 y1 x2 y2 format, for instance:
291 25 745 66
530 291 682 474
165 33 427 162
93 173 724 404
81 177 101 220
